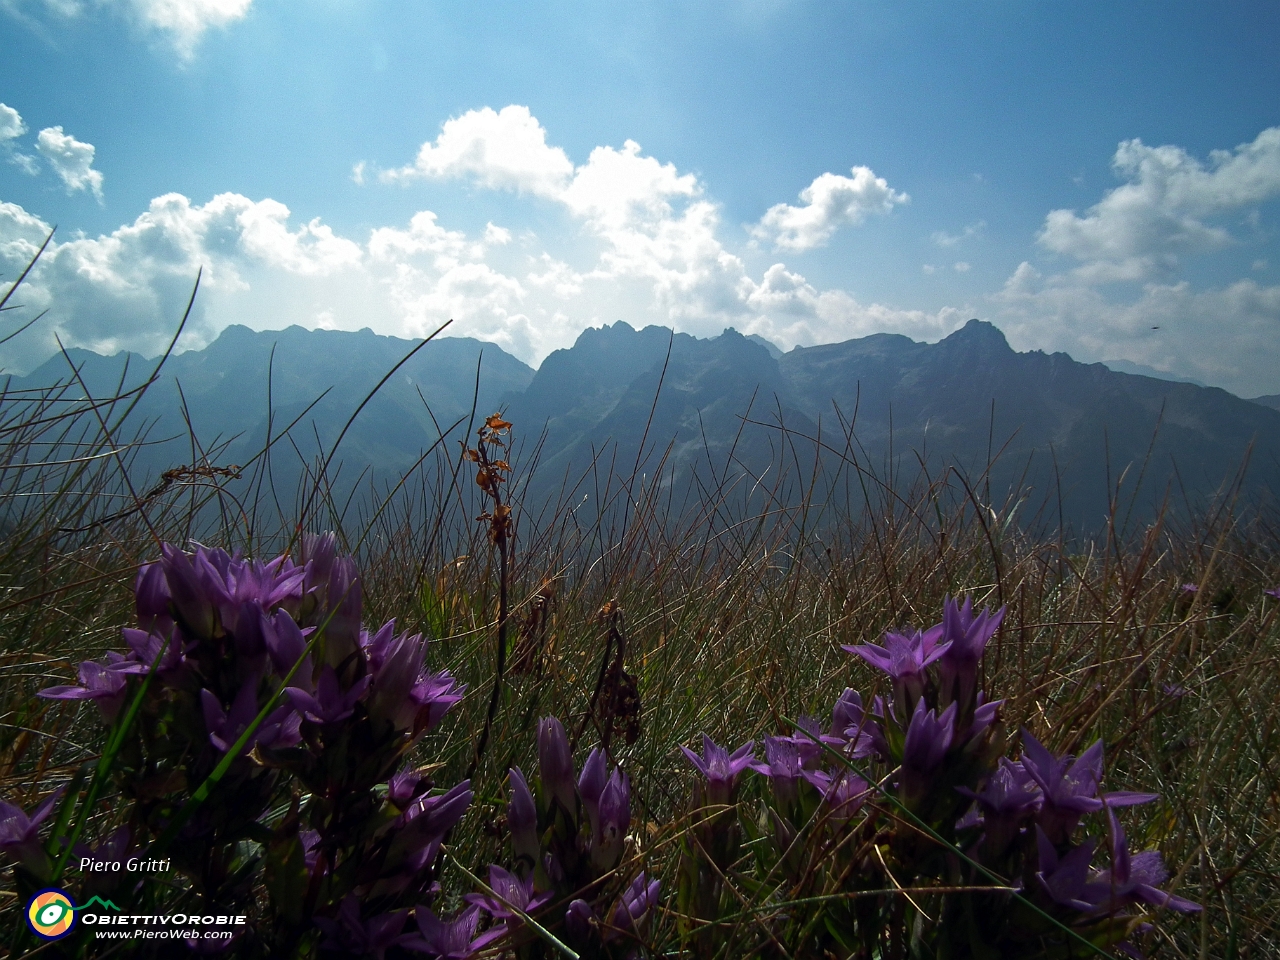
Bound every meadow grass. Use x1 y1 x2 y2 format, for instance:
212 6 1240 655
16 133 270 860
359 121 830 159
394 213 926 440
0 305 1277 957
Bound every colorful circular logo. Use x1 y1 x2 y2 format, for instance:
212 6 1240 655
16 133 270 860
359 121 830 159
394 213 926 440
27 888 77 940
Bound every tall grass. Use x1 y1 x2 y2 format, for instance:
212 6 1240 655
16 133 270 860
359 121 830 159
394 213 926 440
0 257 1276 956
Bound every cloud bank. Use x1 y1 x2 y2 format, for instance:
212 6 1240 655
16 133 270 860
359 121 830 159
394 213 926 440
3 108 1278 397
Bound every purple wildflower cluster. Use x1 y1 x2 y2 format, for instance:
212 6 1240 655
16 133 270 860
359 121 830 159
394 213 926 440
472 716 659 958
8 536 471 956
676 595 1198 957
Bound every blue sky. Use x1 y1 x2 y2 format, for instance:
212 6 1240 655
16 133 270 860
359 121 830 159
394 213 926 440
2 1 1279 396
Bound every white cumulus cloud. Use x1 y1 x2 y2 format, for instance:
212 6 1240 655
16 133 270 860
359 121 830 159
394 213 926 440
0 103 26 143
0 102 39 175
1037 127 1280 282
751 166 908 251
35 126 103 199
381 105 574 197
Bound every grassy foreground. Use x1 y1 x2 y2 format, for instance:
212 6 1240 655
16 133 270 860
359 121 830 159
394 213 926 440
0 309 1277 957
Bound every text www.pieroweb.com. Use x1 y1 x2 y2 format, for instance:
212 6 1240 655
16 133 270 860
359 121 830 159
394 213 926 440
83 914 242 941
94 928 233 941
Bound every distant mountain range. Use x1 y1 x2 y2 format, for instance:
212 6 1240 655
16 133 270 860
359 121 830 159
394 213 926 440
5 319 1278 537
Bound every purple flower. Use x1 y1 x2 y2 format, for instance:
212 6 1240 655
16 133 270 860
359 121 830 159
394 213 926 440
564 899 596 942
845 621 949 712
778 716 836 768
285 665 370 724
404 904 500 958
366 626 425 732
200 678 300 755
749 736 806 806
389 781 473 879
903 699 956 774
957 758 1042 857
831 688 886 760
1021 732 1156 844
121 625 186 676
38 657 142 722
937 595 1004 711
0 788 63 873
680 734 755 806
900 700 957 805
134 561 173 633
314 896 408 960
1085 810 1201 914
160 543 225 640
263 609 313 683
1180 583 1199 594
507 767 539 870
386 770 428 809
300 532 338 593
1035 827 1101 912
319 557 362 669
578 746 608 848
537 716 576 814
408 669 464 736
801 768 870 824
1265 587 1280 600
591 768 630 870
606 872 661 942
465 864 553 923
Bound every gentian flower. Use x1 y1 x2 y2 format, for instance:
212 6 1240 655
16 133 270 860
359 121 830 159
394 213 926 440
846 621 949 712
38 657 143 722
121 624 185 676
606 872 661 942
564 899 596 943
404 904 502 958
200 678 300 755
680 733 755 806
591 768 630 870
285 665 370 724
831 688 886 760
956 758 1042 857
1265 587 1280 599
937 595 1005 712
903 699 956 773
801 768 870 825
386 770 428 809
537 716 576 814
263 609 313 683
366 627 425 732
134 561 172 633
779 716 836 767
389 781 474 878
0 788 63 874
506 767 539 870
160 543 224 640
313 896 408 960
1020 731 1156 844
1035 827 1101 912
1084 810 1201 914
1180 583 1199 594
578 747 608 838
900 699 957 805
464 864 553 925
320 557 362 669
408 669 464 736
749 736 806 806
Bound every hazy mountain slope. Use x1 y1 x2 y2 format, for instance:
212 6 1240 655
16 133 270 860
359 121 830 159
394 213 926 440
7 319 1276 537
